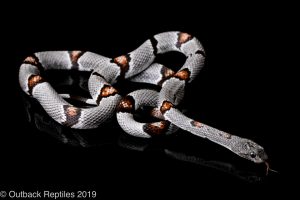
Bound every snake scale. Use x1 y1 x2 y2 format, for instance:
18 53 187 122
19 31 272 171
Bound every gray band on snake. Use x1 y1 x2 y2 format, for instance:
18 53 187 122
19 31 271 169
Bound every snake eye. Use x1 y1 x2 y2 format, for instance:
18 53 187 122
250 152 256 158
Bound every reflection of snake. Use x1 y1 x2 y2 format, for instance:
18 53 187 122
19 31 270 167
164 149 263 183
118 134 265 183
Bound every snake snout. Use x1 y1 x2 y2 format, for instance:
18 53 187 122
258 149 268 161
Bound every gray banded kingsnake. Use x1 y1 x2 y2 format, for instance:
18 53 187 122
19 31 274 172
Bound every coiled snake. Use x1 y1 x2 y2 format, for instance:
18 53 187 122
19 31 273 173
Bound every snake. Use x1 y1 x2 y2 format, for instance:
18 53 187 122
19 31 273 171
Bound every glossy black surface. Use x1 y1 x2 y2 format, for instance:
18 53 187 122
2 4 290 197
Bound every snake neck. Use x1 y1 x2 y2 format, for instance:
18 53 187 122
197 124 240 151
164 108 238 151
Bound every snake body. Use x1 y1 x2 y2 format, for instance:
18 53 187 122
19 31 268 164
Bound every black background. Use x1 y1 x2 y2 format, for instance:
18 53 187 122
1 2 293 198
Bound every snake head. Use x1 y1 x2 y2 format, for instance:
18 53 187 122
231 138 268 163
